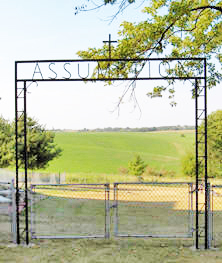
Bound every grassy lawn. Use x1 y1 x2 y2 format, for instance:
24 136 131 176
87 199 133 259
1 239 222 263
42 131 194 176
31 197 106 237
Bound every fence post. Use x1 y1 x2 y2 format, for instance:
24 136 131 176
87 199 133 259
113 183 118 237
30 184 34 239
105 183 110 239
189 183 194 237
60 173 66 184
11 179 17 244
207 183 212 248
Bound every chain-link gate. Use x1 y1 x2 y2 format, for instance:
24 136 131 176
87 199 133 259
113 182 194 238
30 182 195 240
30 184 110 239
31 182 222 246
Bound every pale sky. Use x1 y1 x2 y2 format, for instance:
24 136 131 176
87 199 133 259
0 0 221 129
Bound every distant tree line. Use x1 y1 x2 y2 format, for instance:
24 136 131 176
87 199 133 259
76 125 194 133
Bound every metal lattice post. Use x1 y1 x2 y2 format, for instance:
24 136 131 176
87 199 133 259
204 59 209 249
15 62 20 245
23 81 29 245
195 59 209 249
15 75 29 245
195 79 199 249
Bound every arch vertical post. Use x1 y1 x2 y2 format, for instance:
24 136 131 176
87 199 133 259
15 62 20 244
15 74 29 245
24 81 29 245
195 78 199 249
204 58 209 249
195 59 209 249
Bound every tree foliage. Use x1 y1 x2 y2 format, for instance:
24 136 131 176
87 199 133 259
182 151 204 177
75 0 136 17
0 117 14 167
15 117 62 170
77 0 222 100
200 110 222 177
182 110 222 178
0 116 62 170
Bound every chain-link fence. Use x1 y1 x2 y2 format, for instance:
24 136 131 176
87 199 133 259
0 181 16 244
113 182 194 238
30 184 110 239
0 169 15 183
6 181 222 248
0 168 66 185
211 185 222 247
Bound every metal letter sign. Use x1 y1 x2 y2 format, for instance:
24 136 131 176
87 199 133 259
16 58 205 82
15 57 208 249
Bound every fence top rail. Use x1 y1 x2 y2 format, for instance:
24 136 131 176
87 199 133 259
31 183 109 187
31 186 108 192
113 182 193 186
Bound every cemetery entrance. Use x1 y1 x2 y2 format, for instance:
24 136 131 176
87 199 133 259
15 57 208 249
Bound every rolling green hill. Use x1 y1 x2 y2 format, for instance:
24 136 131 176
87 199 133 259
43 131 194 176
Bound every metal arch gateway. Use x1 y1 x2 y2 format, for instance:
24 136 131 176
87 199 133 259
15 57 208 249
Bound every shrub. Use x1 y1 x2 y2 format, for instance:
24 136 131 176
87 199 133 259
128 154 147 176
181 151 203 178
143 166 159 177
118 166 129 175
143 166 175 178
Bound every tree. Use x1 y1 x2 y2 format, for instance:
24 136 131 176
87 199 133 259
201 110 222 177
75 0 136 19
0 117 14 167
128 154 147 176
77 0 222 102
182 110 222 178
0 116 62 170
181 151 204 178
15 117 62 170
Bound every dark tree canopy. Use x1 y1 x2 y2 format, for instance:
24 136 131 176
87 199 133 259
0 116 62 170
182 110 222 178
0 117 14 167
16 117 62 170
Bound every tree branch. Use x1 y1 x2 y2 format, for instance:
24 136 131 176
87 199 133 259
191 5 222 14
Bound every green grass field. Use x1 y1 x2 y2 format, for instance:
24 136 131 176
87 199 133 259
43 131 194 177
